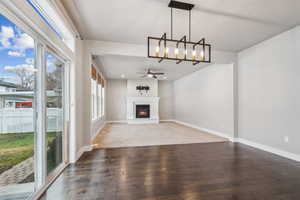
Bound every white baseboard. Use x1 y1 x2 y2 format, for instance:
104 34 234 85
108 119 175 123
172 120 234 142
108 120 162 124
106 120 128 123
237 138 300 162
160 119 176 122
128 119 159 124
75 145 92 162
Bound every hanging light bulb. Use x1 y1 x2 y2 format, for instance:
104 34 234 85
192 49 196 60
174 48 179 59
200 50 204 61
155 46 160 57
164 47 169 57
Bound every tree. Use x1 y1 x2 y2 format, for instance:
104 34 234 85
4 64 36 90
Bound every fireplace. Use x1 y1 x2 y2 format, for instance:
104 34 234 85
127 97 159 123
136 104 150 118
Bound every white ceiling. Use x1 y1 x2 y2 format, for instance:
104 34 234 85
62 0 300 80
66 0 300 52
95 54 211 80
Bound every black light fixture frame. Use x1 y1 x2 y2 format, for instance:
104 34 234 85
147 0 211 65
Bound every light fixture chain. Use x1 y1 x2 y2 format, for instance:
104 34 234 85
171 8 173 40
189 10 191 42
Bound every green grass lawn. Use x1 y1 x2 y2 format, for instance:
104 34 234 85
0 132 56 174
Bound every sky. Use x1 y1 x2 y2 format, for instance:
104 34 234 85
0 14 35 85
0 13 60 86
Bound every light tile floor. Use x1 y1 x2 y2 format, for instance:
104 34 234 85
93 122 228 149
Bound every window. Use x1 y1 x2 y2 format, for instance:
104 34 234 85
97 82 102 117
91 65 105 120
0 14 36 199
91 79 97 120
91 66 97 120
102 85 105 117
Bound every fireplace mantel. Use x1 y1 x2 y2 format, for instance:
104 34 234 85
126 97 160 124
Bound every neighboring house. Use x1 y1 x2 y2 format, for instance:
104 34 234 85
0 80 19 109
0 80 34 109
0 80 17 92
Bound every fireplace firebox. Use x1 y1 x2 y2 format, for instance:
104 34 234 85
136 104 150 118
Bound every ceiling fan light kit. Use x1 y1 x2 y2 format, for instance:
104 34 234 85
140 69 165 79
147 0 212 65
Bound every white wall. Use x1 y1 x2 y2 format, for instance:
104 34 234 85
106 79 127 121
127 79 158 97
73 41 107 155
70 38 84 162
76 41 92 150
174 64 234 138
106 79 175 121
158 80 174 120
238 25 300 155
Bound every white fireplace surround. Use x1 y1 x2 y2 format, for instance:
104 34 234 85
127 97 160 124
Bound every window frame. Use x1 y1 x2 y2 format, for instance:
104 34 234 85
26 0 76 51
26 0 64 40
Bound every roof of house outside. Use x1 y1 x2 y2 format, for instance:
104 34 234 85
0 80 18 88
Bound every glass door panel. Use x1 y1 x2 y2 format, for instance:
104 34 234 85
0 14 36 199
45 53 64 175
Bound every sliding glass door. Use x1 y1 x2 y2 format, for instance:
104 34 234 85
0 11 69 200
45 52 65 176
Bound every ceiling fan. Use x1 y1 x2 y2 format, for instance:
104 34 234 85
139 69 165 79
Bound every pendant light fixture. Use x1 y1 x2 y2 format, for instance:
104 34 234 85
147 0 211 65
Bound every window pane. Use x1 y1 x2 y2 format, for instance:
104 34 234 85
46 53 64 175
0 14 36 199
91 79 93 119
91 79 97 119
102 87 105 117
97 84 101 117
94 80 97 118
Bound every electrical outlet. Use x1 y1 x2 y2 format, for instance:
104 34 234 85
284 136 289 143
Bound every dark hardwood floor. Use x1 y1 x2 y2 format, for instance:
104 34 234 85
39 142 300 200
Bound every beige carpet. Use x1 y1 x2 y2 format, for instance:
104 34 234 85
93 122 228 149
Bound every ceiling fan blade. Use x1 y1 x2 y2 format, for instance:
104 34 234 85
152 72 164 75
153 75 157 79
